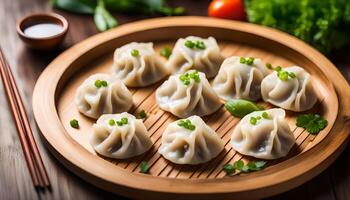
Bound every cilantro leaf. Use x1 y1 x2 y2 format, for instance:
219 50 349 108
296 114 328 134
223 164 235 176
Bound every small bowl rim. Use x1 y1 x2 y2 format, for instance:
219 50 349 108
16 12 69 40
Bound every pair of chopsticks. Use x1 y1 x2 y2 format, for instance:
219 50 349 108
0 48 50 189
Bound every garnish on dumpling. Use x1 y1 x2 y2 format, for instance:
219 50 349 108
91 112 152 159
156 70 222 118
212 56 268 101
231 108 295 159
166 36 224 78
113 42 168 87
75 73 133 119
159 116 224 165
261 66 317 111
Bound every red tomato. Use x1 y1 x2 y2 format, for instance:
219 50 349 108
208 0 246 21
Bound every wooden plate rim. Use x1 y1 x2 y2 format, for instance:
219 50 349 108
32 17 350 198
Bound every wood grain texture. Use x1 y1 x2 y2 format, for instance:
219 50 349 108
32 17 348 199
0 0 349 199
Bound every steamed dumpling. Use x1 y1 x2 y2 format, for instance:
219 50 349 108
156 70 222 118
261 66 317 111
212 56 268 101
91 112 152 159
159 116 224 164
75 73 133 119
166 36 224 78
112 42 168 87
231 108 295 159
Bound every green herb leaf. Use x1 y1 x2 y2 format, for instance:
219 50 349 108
296 114 328 134
70 119 79 129
224 99 264 118
94 0 118 32
160 47 172 58
223 164 235 176
51 0 96 14
139 110 147 119
255 161 267 169
233 160 244 170
139 161 150 173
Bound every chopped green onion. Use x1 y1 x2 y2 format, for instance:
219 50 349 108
70 119 79 129
246 57 255 65
160 47 172 58
256 116 261 120
195 41 206 49
179 71 201 86
139 110 147 119
240 57 246 64
101 80 108 87
288 72 296 78
262 112 270 119
131 49 140 57
233 160 244 170
223 164 235 176
266 63 273 69
250 117 257 125
116 117 128 126
94 80 102 88
108 119 115 126
139 161 150 173
177 119 196 131
277 71 289 81
184 40 195 49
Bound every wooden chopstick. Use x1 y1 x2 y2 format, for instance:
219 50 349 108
0 48 50 188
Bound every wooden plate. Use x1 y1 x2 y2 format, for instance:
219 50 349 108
32 17 350 199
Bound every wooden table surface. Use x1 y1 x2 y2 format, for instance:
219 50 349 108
0 0 349 199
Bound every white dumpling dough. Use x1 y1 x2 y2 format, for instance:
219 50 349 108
91 112 152 159
75 73 133 119
159 116 224 165
261 66 317 111
212 56 268 101
166 36 224 78
112 42 168 87
231 108 295 159
156 70 222 118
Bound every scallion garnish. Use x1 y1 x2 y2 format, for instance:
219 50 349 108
262 112 270 119
266 63 273 69
131 49 140 57
94 79 108 88
223 160 267 176
177 119 196 131
250 117 257 125
116 117 128 126
179 71 200 86
184 40 206 50
108 119 116 126
139 161 150 173
239 57 255 66
70 119 79 129
139 110 147 119
160 47 172 58
250 112 271 125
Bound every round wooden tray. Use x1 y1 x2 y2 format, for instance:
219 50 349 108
32 17 350 199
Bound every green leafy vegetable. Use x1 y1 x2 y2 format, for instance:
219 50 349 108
94 0 118 32
139 161 150 173
245 0 350 53
51 0 186 32
70 119 79 129
225 99 264 118
296 114 328 134
223 164 235 176
223 160 267 176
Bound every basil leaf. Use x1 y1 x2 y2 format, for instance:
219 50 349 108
51 0 96 14
225 99 264 118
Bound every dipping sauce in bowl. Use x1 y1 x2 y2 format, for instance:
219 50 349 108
17 13 68 50
24 23 64 38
